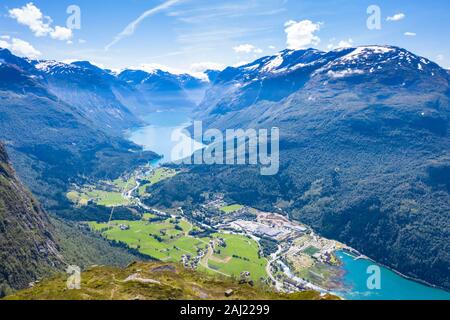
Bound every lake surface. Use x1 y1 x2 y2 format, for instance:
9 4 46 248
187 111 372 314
335 251 450 300
128 111 204 164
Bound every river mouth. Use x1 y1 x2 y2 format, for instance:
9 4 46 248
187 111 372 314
127 110 204 165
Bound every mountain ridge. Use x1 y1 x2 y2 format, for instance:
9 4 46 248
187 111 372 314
0 142 63 297
146 45 450 290
0 49 160 208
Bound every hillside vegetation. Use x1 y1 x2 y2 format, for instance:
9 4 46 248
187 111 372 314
145 46 450 290
0 143 63 297
0 143 151 297
4 261 339 300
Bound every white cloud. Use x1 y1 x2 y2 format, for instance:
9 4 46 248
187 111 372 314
0 37 41 58
127 62 214 81
9 3 73 42
62 59 78 64
284 20 321 50
0 40 10 49
436 54 444 61
132 63 184 75
233 44 263 55
233 44 255 53
50 26 73 41
387 13 405 22
106 0 181 51
268 45 276 50
9 3 52 37
233 60 250 67
12 38 41 58
328 38 354 50
404 32 416 37
190 62 224 72
78 39 86 44
337 39 354 48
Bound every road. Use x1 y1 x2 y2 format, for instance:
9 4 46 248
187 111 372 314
266 245 284 291
117 167 335 295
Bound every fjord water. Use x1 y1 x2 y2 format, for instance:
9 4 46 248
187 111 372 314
336 251 450 300
128 111 203 164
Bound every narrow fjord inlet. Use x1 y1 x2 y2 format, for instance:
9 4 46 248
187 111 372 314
0 0 449 307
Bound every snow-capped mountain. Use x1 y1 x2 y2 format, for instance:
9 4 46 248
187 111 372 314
216 45 444 85
117 68 210 111
189 45 450 291
197 45 449 118
0 50 212 134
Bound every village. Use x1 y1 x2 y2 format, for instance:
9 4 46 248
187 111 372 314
83 167 357 295
193 192 354 293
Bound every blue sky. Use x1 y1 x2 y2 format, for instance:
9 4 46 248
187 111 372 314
1 0 449 73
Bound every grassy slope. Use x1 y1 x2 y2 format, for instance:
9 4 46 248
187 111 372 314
0 143 63 296
51 218 143 269
90 218 207 262
220 204 244 213
90 218 267 281
206 233 267 281
4 261 339 300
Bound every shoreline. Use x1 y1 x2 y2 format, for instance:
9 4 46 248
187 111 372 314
338 250 450 294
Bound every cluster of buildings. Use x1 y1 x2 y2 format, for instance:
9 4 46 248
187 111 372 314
119 224 130 231
219 210 309 242
201 193 226 210
181 248 205 270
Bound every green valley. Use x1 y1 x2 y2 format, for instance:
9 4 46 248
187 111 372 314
89 216 268 282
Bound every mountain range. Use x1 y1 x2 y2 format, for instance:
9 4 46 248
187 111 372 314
0 44 449 292
146 46 450 290
0 47 215 208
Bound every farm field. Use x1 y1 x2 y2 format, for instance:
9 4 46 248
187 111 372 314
138 168 177 196
220 204 244 213
90 217 268 282
89 216 208 262
66 188 130 207
204 233 268 281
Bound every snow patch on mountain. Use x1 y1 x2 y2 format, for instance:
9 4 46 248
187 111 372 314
35 60 70 73
327 68 365 78
340 46 395 62
261 54 284 72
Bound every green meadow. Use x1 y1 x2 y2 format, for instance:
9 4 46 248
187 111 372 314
138 168 177 196
205 233 268 281
89 217 209 262
90 217 268 281
220 204 244 213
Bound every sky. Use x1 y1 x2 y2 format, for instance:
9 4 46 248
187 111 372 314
1 0 450 74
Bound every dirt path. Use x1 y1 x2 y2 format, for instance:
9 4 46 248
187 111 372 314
200 240 231 278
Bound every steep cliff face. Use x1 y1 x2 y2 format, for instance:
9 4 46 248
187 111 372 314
0 143 63 296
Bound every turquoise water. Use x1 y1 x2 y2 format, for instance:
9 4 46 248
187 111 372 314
128 111 204 164
336 251 450 300
128 112 450 301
